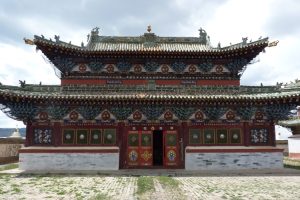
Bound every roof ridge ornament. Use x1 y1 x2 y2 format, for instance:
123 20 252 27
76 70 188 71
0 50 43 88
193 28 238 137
91 27 100 36
242 37 248 45
147 25 151 33
268 40 279 47
198 27 209 45
88 27 100 44
24 38 34 45
54 35 60 43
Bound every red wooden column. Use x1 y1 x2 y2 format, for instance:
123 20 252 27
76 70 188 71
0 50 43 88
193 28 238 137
181 121 188 168
243 122 250 146
53 122 61 146
118 122 125 169
269 121 276 146
25 121 33 147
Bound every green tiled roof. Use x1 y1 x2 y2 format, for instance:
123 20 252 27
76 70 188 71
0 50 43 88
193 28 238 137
0 84 299 101
33 33 269 53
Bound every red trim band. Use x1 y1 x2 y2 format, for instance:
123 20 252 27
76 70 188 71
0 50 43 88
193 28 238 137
186 148 283 153
19 149 119 153
61 79 240 86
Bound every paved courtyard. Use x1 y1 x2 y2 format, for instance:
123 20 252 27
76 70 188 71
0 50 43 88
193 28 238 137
0 170 300 200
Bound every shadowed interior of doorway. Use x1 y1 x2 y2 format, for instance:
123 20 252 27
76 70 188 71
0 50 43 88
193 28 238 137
153 130 163 166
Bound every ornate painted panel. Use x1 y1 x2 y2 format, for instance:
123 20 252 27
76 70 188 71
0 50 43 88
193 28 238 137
164 131 179 166
203 129 215 144
216 129 228 144
63 129 75 144
250 128 268 144
61 128 116 145
189 129 202 144
90 129 102 144
33 128 52 145
103 129 116 145
76 129 89 144
230 129 242 144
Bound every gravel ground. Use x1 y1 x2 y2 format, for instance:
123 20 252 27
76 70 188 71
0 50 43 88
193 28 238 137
0 173 300 200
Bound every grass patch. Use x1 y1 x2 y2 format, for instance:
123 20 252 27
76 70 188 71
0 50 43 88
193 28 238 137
89 193 108 200
0 163 18 171
284 157 300 170
136 176 154 195
57 190 66 195
284 164 300 170
11 183 21 194
157 176 180 188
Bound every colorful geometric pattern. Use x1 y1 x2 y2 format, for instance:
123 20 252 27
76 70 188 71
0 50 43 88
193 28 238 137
128 150 138 162
34 129 52 144
166 134 177 146
167 150 176 162
250 128 268 144
141 151 152 161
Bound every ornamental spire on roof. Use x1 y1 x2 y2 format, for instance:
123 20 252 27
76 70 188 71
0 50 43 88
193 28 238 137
198 27 210 45
147 25 151 33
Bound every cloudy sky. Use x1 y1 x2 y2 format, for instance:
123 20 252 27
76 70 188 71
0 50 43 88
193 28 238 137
0 0 299 136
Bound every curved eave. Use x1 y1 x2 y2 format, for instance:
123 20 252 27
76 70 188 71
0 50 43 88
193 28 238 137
33 38 268 59
0 90 299 105
278 117 300 127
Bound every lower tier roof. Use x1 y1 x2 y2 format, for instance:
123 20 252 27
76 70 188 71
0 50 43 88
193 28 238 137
0 84 299 103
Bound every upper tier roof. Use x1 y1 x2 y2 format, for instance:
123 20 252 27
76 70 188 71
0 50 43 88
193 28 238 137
0 83 299 103
30 27 270 55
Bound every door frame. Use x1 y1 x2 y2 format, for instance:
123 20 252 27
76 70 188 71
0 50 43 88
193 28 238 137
121 124 183 169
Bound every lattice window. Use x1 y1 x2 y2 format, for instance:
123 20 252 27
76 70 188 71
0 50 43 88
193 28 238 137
33 129 52 144
250 128 268 144
230 129 242 144
63 129 75 144
216 129 228 144
103 129 116 145
76 129 89 144
90 129 102 144
204 129 215 144
189 129 201 144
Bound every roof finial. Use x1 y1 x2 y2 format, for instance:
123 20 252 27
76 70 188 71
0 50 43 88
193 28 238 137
147 25 151 33
198 27 208 45
91 27 100 36
23 38 34 45
268 40 279 47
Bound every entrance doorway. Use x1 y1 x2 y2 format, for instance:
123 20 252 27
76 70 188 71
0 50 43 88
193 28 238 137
125 129 180 168
153 130 163 166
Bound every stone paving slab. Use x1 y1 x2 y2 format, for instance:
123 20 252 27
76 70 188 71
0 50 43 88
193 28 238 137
0 170 299 200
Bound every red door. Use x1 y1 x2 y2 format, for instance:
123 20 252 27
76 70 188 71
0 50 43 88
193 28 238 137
127 131 153 167
164 130 179 166
139 131 153 166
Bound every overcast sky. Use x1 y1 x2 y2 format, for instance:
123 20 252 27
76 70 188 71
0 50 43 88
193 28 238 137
0 0 299 134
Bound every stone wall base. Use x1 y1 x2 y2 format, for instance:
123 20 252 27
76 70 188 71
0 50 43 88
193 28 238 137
185 146 283 170
19 147 119 171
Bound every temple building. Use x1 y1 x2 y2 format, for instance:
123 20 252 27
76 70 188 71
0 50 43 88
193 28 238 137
279 86 300 160
0 27 299 171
